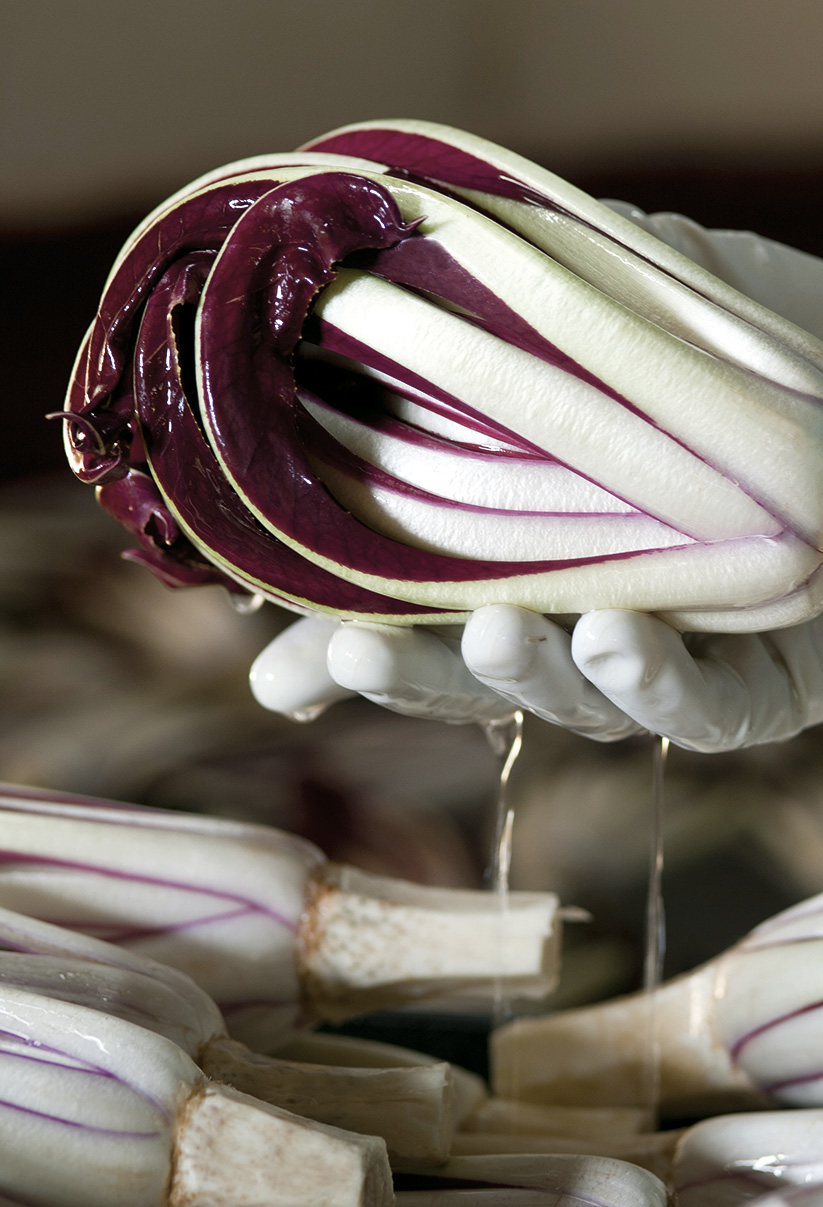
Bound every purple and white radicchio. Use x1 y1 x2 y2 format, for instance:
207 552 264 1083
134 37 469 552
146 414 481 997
60 121 823 632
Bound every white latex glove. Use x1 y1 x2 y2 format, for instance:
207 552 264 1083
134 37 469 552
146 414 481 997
250 209 823 752
474 605 823 751
251 615 521 727
603 200 823 341
251 606 823 752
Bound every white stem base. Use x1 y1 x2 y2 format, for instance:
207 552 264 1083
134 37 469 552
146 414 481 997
446 1130 680 1183
300 864 560 1021
170 1082 393 1206
491 964 765 1117
201 1034 456 1163
277 1030 488 1127
392 1153 668 1207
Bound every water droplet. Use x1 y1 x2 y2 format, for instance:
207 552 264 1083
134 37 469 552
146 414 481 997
283 703 328 723
480 712 520 759
229 592 265 615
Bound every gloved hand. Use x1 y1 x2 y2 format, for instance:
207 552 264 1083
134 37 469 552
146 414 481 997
250 208 823 752
250 606 823 752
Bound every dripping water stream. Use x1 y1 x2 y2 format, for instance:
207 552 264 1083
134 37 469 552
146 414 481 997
481 710 525 1031
642 733 669 1125
479 715 669 1121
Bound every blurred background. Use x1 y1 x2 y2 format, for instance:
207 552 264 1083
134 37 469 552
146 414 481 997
3 0 823 1046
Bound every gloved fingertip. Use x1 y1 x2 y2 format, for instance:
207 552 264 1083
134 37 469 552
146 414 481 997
250 617 351 715
571 611 737 751
573 608 643 648
462 604 549 682
327 623 405 693
572 610 677 689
